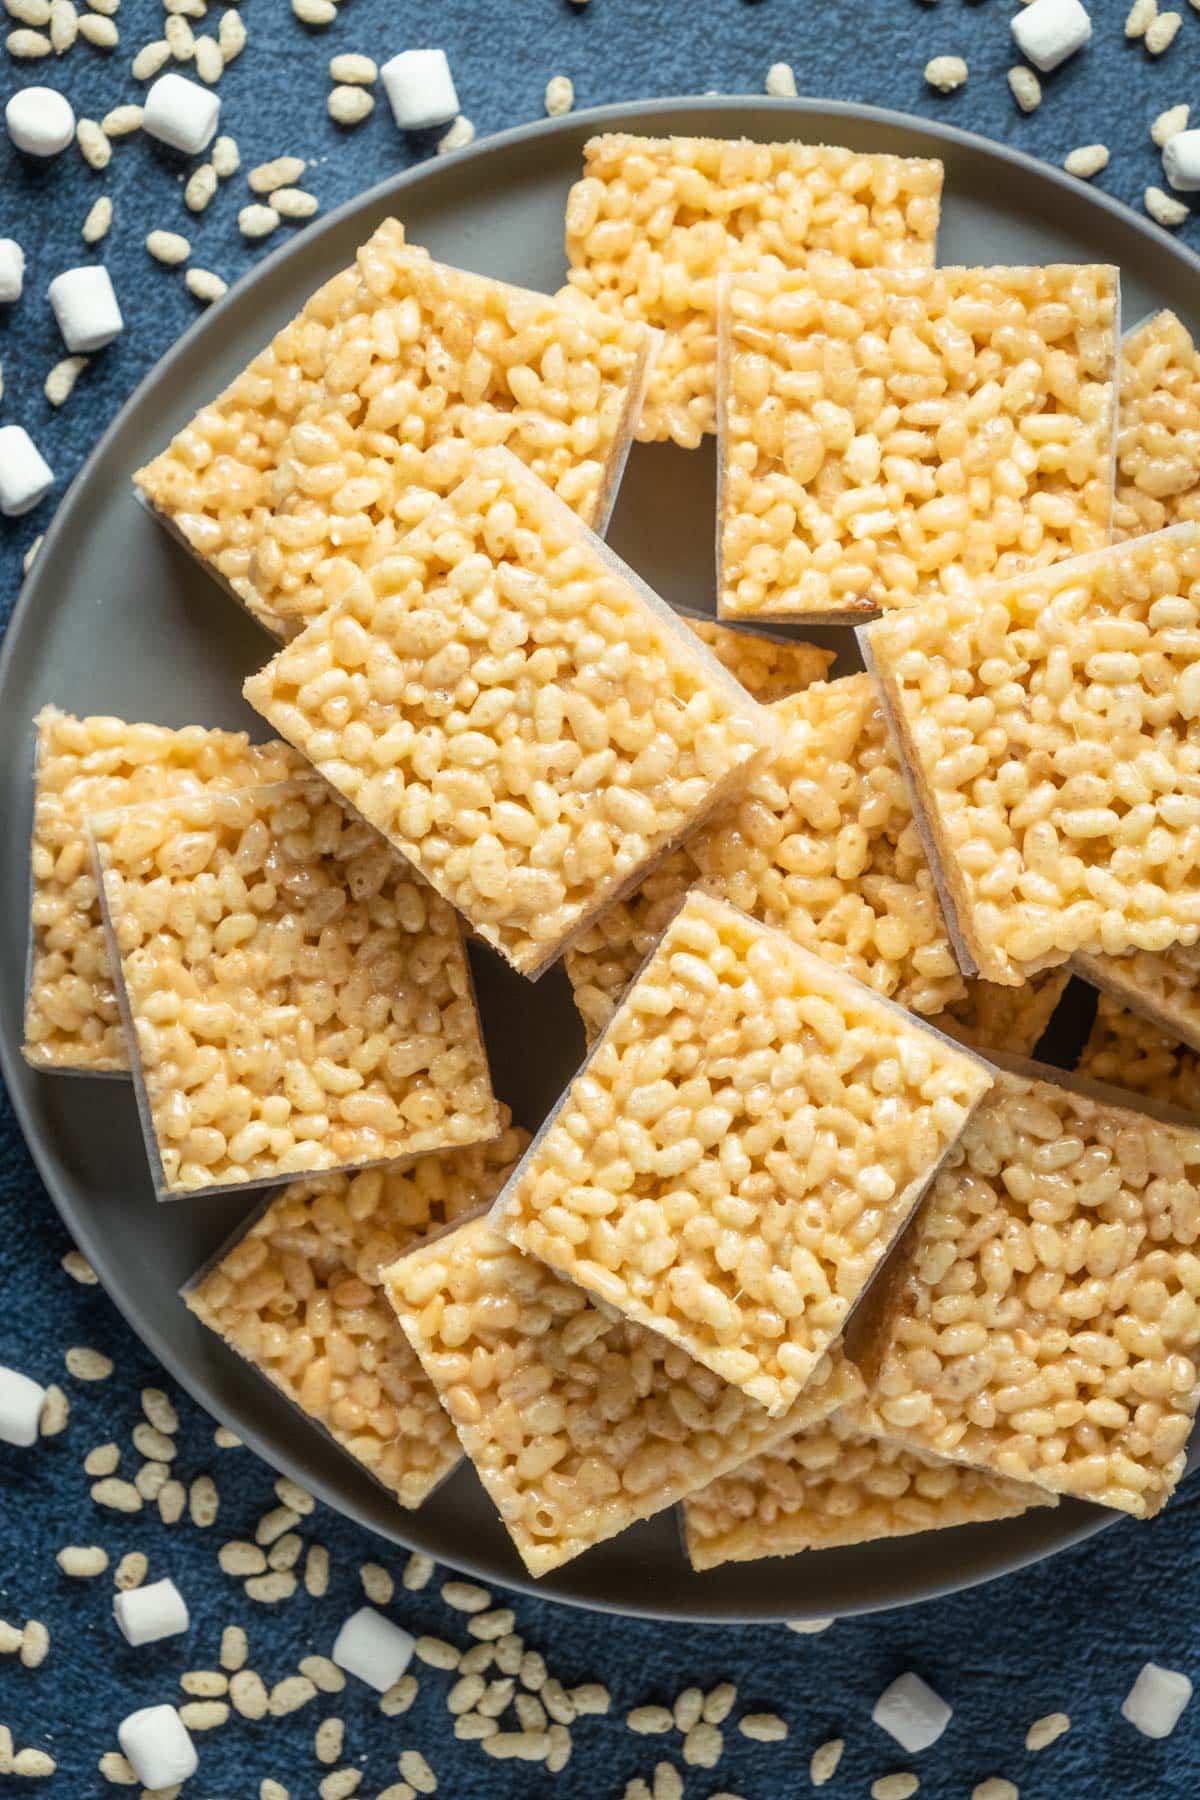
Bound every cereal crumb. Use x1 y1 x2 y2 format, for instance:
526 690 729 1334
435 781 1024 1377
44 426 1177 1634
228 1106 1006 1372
628 1706 674 1735
269 1675 316 1717
739 1712 788 1742
437 114 474 154
114 1552 147 1590
181 1670 229 1698
178 1700 230 1731
56 1544 108 1578
1146 10 1183 53
682 1722 723 1767
66 1346 112 1381
213 1424 242 1448
91 1477 141 1514
1026 1713 1070 1752
924 55 967 93
146 230 191 266
1152 103 1189 145
245 1570 297 1604
61 1249 97 1284
1007 65 1041 111
402 1553 434 1591
360 1562 394 1605
1064 144 1109 179
20 1620 50 1668
380 1673 419 1717
1126 0 1157 33
231 1671 270 1719
441 1580 490 1614
328 85 374 126
220 1625 248 1671
811 1738 844 1786
545 75 573 116
765 62 797 97
305 1544 330 1597
1146 185 1190 225
189 1474 219 1527
39 1385 68 1436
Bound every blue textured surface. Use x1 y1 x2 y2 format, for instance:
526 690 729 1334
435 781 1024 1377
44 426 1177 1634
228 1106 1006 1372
3 2 1200 1796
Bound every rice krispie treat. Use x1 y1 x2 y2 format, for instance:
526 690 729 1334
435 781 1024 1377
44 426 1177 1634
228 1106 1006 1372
494 890 993 1417
565 134 943 448
185 1113 528 1508
682 615 834 701
252 224 656 629
1073 941 1200 1056
719 261 1118 623
135 253 370 638
854 1063 1200 1518
383 1212 865 1575
24 706 300 1076
245 449 774 978
861 525 1200 987
1077 992 1200 1116
682 1402 1049 1569
933 971 1070 1058
1115 310 1200 540
91 775 497 1196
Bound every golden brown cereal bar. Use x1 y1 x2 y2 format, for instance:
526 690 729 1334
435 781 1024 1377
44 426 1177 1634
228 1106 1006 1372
682 1402 1050 1568
681 615 835 701
383 1212 865 1575
24 707 301 1076
719 261 1118 622
245 448 774 978
91 775 497 1196
1115 310 1200 540
252 227 656 629
185 1114 529 1508
494 890 992 1417
932 971 1070 1058
853 1062 1200 1519
135 253 371 638
1073 941 1200 1056
861 526 1200 987
1077 992 1200 1115
564 134 943 448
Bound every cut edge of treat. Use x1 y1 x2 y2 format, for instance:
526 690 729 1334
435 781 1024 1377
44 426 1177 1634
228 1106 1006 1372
132 486 293 645
1071 952 1200 1059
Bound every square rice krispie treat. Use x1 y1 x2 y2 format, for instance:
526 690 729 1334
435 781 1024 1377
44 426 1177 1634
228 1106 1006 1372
91 774 497 1196
853 1063 1200 1518
681 614 835 701
861 525 1200 987
719 260 1118 623
565 134 943 448
184 1112 528 1508
494 890 993 1417
1077 992 1200 1116
245 448 774 978
1116 310 1200 540
251 223 656 631
932 971 1070 1058
135 253 370 639
682 1401 1049 1569
383 1212 865 1575
1073 941 1200 1056
24 706 300 1076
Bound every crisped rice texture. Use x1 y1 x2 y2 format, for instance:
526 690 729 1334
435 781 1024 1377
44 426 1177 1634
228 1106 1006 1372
253 223 654 628
134 253 371 638
564 845 698 1045
245 447 772 977
1116 310 1200 540
855 1065 1200 1518
24 707 300 1075
862 526 1200 986
495 890 992 1417
933 971 1070 1058
1077 993 1200 1115
682 1401 1049 1568
1073 940 1200 1057
683 616 835 701
185 1116 528 1507
719 261 1117 622
92 775 497 1195
565 134 943 448
383 1212 865 1575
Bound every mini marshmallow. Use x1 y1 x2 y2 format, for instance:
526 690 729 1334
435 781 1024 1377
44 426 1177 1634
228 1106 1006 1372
1011 0 1092 72
381 49 459 131
0 239 25 304
1121 1663 1193 1739
332 1607 415 1693
48 266 123 353
113 1578 190 1647
117 1706 198 1790
143 72 220 155
5 86 75 157
0 1365 47 1445
1163 130 1200 193
872 1672 953 1755
0 428 54 519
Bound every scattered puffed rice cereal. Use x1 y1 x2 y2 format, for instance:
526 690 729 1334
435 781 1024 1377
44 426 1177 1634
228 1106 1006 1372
1146 10 1182 52
66 1346 112 1381
211 133 239 176
437 113 474 152
1026 1712 1071 1751
811 1738 845 1786
545 74 573 116
1153 102 1189 144
185 267 226 303
249 155 305 191
184 161 217 210
60 1249 96 1284
1146 184 1190 224
81 195 111 243
270 187 319 219
1064 143 1109 177
765 61 797 96
328 84 374 125
330 53 376 83
1126 0 1156 33
102 104 142 137
56 1544 108 1577
872 1778 919 1800
924 55 968 92
115 1552 148 1590
1007 65 1042 110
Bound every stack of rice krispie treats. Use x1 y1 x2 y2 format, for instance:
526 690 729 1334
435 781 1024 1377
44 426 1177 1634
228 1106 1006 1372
24 129 1200 1581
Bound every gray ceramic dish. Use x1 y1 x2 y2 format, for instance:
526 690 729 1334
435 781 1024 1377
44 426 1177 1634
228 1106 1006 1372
2 97 1198 1622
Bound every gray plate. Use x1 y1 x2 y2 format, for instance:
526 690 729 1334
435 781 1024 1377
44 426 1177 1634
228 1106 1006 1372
3 97 1197 1623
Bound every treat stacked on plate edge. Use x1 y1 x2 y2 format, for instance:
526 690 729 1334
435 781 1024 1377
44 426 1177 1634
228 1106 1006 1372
20 131 1200 1580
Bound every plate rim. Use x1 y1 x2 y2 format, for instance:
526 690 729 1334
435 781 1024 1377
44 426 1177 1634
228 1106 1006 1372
2 92 1193 1622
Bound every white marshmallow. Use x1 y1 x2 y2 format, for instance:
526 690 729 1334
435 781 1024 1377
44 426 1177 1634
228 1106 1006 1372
1011 0 1092 73
117 1706 198 1790
872 1672 953 1754
1121 1663 1193 1739
113 1578 190 1647
48 265 123 353
1163 130 1200 193
5 86 75 157
143 72 220 155
0 428 54 519
0 239 25 304
0 1365 47 1445
332 1607 415 1692
381 49 459 131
